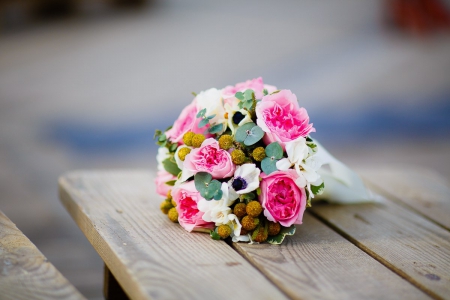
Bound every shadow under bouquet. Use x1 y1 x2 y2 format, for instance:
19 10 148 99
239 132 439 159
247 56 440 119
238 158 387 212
155 77 370 244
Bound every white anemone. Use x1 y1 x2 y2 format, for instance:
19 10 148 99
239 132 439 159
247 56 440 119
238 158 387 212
228 164 260 200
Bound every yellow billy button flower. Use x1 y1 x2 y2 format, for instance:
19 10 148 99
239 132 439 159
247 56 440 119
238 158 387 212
252 224 268 243
182 131 195 146
191 134 206 148
218 135 233 150
168 207 178 222
177 147 191 161
217 225 232 239
268 221 281 236
233 203 247 218
160 200 173 214
231 149 245 165
246 201 262 217
252 147 266 162
241 215 259 231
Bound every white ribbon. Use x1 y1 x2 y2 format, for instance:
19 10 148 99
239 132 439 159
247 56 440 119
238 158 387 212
314 140 376 204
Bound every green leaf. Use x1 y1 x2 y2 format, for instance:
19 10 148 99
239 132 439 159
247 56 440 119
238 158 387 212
270 90 280 95
196 108 206 118
158 133 167 142
241 192 256 201
235 91 244 100
243 89 254 101
153 129 162 140
194 172 212 193
210 230 221 240
169 143 178 152
213 189 223 200
267 225 296 244
203 179 222 200
206 114 216 120
235 122 256 142
263 89 268 96
165 180 176 186
265 142 283 159
256 187 261 196
261 157 278 175
208 123 223 134
198 118 210 128
244 126 264 146
311 182 325 195
162 158 181 176
242 100 253 110
191 91 197 96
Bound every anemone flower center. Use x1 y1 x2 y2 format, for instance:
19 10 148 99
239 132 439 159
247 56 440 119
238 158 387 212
232 177 247 191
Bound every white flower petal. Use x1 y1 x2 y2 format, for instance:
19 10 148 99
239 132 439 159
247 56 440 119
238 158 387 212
276 158 292 171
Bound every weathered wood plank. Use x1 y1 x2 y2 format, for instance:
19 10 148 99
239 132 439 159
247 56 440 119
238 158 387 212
309 197 450 300
0 211 86 300
59 170 288 300
359 167 450 230
234 213 430 300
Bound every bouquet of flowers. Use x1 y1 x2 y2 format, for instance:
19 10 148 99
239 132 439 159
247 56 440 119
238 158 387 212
154 77 325 244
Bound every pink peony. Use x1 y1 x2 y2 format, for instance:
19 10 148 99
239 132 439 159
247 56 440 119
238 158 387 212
256 89 314 149
222 77 277 100
172 181 214 232
165 99 206 144
154 171 177 198
259 170 307 227
182 138 235 180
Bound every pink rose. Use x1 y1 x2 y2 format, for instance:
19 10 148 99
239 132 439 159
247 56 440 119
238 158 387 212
172 181 214 232
154 170 176 198
165 99 206 144
259 170 307 227
256 89 314 149
181 138 235 181
222 77 277 99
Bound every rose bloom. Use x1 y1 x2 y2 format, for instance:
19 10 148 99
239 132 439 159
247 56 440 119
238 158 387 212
154 170 176 198
256 89 315 149
165 99 206 144
259 170 307 227
172 181 214 232
181 138 235 181
222 77 277 100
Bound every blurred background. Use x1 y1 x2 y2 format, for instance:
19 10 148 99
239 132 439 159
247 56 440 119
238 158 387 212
1 0 449 298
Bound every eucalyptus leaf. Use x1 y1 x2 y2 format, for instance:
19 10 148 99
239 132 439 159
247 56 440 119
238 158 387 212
261 157 278 175
158 133 167 142
213 189 223 200
194 172 212 193
207 114 216 120
267 225 296 245
203 179 221 200
243 89 254 101
196 108 206 118
235 122 256 142
162 158 181 176
198 118 210 128
244 126 264 146
242 100 253 110
265 142 283 159
208 123 223 134
263 89 268 96
235 91 244 100
169 143 178 152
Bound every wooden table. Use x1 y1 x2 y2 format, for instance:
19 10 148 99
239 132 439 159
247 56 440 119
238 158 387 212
59 168 450 300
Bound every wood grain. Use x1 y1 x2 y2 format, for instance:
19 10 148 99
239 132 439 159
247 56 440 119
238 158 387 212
234 213 430 300
59 170 288 300
309 198 450 300
0 211 86 300
359 167 450 230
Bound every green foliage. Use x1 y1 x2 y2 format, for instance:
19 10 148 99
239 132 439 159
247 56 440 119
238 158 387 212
165 180 176 186
210 229 221 240
208 123 223 134
194 172 223 200
267 225 296 245
198 118 209 128
235 122 264 146
235 89 255 111
261 142 283 175
263 89 268 96
196 108 206 118
311 182 325 195
162 158 181 176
